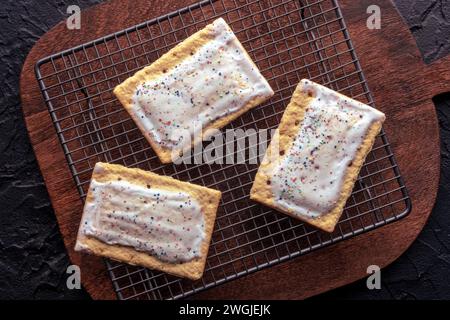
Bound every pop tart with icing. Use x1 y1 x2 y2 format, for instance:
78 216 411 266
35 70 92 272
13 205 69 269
113 18 274 164
250 79 385 233
75 162 221 280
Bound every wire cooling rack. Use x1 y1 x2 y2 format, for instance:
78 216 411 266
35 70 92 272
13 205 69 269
35 0 411 300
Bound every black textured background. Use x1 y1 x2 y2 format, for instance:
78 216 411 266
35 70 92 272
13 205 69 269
0 0 449 300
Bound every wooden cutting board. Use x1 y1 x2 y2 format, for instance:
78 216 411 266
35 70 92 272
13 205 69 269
20 0 449 299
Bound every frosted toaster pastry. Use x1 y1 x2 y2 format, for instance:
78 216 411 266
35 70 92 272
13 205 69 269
75 162 221 280
113 17 274 164
250 79 385 233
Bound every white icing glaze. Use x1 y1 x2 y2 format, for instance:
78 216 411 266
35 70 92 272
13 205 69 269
269 79 385 218
80 179 205 263
131 17 273 151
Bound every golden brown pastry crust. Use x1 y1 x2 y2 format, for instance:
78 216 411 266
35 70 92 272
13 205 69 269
250 82 383 233
75 162 221 280
113 19 273 164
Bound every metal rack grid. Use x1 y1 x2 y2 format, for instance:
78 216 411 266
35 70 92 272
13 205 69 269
35 0 411 300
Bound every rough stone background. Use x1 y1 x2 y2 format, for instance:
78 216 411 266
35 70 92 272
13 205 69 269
0 0 448 300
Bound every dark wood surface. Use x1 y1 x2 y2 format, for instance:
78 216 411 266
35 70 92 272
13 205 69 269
20 0 449 300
